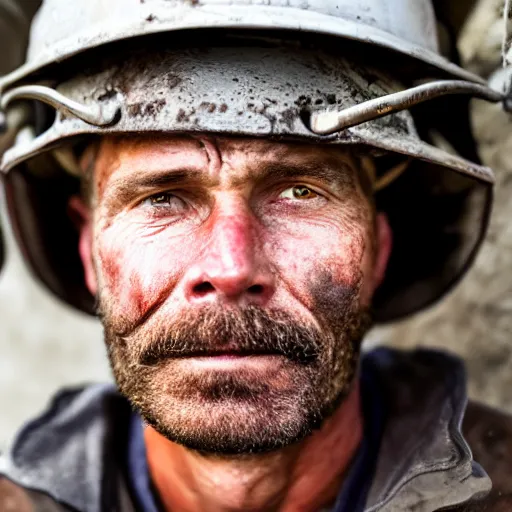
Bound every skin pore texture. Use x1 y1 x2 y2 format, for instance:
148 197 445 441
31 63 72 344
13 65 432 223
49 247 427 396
71 135 392 512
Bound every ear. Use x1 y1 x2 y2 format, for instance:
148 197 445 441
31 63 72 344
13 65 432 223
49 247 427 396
68 195 97 295
372 212 393 291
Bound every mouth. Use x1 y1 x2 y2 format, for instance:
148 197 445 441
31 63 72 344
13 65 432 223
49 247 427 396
174 352 287 371
188 352 262 360
171 348 283 359
140 342 318 366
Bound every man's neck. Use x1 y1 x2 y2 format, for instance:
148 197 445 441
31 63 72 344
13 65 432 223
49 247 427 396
144 382 363 512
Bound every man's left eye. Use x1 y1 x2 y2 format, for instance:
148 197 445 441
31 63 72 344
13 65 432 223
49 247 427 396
279 185 318 200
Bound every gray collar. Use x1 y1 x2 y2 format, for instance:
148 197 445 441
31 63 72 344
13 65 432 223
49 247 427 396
0 384 131 512
363 348 491 512
0 348 491 512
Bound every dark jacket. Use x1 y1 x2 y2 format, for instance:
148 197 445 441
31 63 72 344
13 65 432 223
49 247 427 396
1 348 512 512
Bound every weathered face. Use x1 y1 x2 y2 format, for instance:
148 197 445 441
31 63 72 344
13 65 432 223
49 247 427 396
75 135 391 454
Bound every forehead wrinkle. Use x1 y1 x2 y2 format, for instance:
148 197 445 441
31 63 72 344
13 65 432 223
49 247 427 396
217 150 358 190
260 161 355 188
101 169 210 212
212 137 359 183
189 134 222 170
93 135 362 203
94 137 213 201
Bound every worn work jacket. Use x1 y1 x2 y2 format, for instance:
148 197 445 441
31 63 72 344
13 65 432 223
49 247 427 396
1 348 512 512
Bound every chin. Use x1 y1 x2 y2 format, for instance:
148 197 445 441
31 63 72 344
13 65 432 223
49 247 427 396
128 362 349 455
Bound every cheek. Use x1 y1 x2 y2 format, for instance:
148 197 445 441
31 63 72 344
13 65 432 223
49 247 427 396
96 225 194 321
268 215 369 308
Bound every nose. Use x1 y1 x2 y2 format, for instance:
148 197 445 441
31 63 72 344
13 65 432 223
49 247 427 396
183 208 275 306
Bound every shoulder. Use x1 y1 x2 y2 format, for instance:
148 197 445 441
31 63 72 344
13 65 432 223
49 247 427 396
0 477 33 512
0 384 131 512
0 476 73 511
462 400 512 510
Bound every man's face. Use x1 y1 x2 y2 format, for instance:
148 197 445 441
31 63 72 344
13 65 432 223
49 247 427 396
76 135 391 454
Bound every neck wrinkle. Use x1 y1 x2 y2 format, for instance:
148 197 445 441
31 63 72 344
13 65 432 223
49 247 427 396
144 380 363 512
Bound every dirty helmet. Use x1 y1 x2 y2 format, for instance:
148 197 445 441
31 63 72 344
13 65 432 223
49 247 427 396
0 0 41 273
0 0 504 321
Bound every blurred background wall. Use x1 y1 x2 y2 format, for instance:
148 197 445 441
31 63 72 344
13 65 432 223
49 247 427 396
0 0 511 447
378 0 512 412
0 201 109 447
0 0 110 449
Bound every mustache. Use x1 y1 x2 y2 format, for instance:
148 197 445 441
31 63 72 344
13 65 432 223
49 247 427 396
124 306 325 367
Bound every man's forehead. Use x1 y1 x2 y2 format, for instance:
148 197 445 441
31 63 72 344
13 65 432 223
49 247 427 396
92 134 357 195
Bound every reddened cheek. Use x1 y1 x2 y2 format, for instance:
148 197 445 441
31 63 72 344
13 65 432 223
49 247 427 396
271 229 366 283
97 243 123 295
97 240 158 321
96 227 193 324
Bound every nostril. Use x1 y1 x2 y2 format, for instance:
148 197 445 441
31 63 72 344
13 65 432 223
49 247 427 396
193 282 215 296
248 284 264 295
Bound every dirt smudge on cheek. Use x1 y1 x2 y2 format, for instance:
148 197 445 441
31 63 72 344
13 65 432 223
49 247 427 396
97 244 122 293
308 268 369 403
310 227 368 286
309 269 362 325
97 232 187 337
342 233 367 277
96 241 148 323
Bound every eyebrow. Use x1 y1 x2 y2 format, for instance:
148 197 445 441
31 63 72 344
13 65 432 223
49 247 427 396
251 161 355 189
101 168 200 209
101 158 356 210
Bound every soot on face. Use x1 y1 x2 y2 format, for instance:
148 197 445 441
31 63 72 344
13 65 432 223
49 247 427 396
101 280 371 455
91 136 377 455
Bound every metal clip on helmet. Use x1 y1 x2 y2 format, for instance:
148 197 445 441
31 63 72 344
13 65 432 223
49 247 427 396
0 0 505 321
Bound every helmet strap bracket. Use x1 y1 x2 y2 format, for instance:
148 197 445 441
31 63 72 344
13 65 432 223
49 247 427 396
309 80 504 135
1 85 121 128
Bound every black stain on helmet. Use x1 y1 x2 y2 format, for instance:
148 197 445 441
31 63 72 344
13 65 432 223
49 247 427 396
97 89 118 102
127 99 167 118
199 102 217 113
280 107 297 131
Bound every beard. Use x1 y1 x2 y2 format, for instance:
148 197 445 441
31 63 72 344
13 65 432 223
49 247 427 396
100 284 372 455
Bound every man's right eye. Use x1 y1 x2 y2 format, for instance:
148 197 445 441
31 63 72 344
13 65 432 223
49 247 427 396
149 193 174 205
142 192 188 213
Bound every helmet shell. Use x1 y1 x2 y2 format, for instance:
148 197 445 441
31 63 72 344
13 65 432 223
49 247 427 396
0 0 485 92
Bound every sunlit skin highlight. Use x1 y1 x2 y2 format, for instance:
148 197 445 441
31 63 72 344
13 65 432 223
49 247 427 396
71 134 392 512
